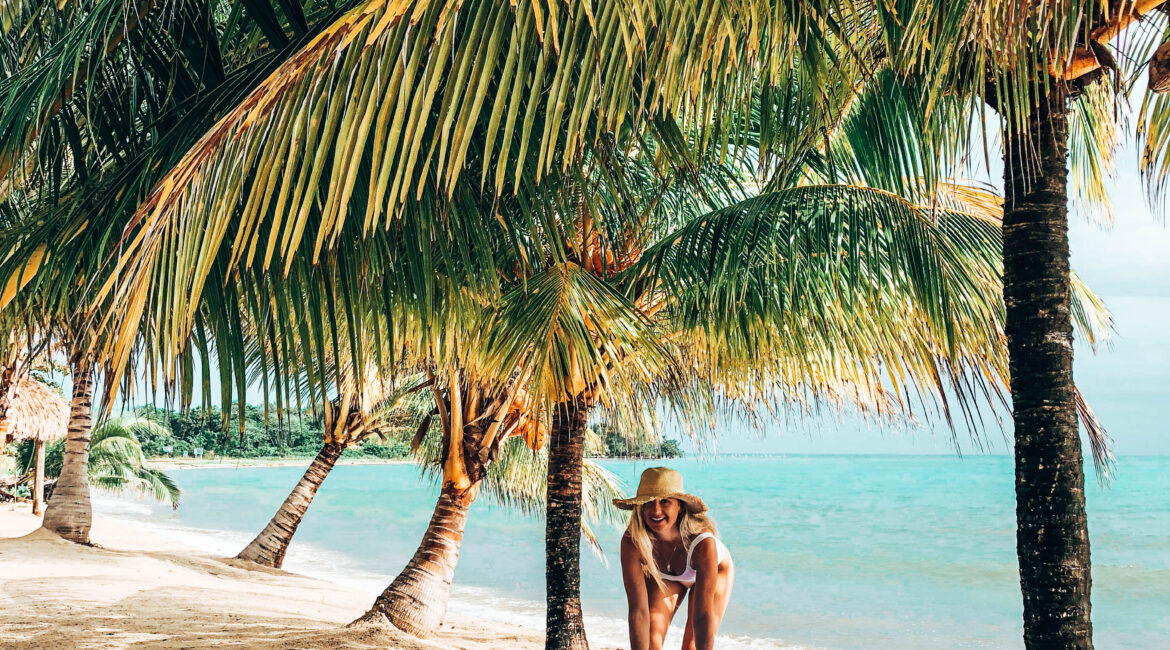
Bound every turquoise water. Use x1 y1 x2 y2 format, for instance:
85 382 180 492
98 455 1170 648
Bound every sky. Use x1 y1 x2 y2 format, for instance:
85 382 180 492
692 147 1170 457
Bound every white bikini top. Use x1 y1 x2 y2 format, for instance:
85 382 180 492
659 532 730 588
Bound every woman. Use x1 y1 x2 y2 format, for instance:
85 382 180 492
615 467 734 650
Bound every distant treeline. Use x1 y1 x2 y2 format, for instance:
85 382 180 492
128 405 682 461
589 425 684 459
132 405 410 460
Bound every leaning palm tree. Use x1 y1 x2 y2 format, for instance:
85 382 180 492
236 372 428 568
356 363 550 635
364 407 626 637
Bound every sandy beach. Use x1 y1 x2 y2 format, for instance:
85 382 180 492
0 504 549 649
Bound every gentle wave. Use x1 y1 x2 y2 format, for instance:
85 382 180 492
92 493 807 650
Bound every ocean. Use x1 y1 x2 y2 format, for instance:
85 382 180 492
95 455 1170 649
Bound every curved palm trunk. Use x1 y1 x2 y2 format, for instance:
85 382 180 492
41 358 94 544
31 440 45 516
357 485 475 636
1003 88 1093 648
236 440 344 568
545 397 590 650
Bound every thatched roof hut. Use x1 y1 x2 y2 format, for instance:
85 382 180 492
0 377 67 515
1 378 68 445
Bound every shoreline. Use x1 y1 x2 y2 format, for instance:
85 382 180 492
86 492 646 650
150 455 678 471
0 503 566 649
147 456 416 470
88 480 783 650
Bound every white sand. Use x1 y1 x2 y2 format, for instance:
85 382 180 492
0 503 552 649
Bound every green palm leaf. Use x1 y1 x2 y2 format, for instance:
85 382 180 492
11 415 180 507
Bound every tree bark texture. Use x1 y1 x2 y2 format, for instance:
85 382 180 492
236 440 344 568
32 439 45 516
357 418 492 638
1003 87 1094 649
358 486 475 637
545 397 590 650
41 358 94 544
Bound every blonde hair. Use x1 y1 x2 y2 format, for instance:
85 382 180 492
624 500 717 593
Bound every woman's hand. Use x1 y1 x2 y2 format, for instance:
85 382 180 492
688 537 720 650
620 535 651 650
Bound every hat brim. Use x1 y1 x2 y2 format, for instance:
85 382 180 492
613 492 707 514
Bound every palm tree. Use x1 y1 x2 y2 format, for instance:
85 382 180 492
236 374 427 568
14 416 180 507
38 342 98 542
356 366 548 636
0 240 104 544
867 4 1170 645
1000 84 1096 649
0 0 393 544
234 440 344 566
361 411 625 637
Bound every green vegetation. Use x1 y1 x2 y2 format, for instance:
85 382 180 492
132 405 412 461
587 425 683 459
127 404 676 461
10 417 180 507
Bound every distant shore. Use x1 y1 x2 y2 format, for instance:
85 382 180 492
147 456 415 470
148 455 676 471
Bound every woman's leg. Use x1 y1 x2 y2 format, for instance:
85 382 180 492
681 561 735 650
645 577 687 650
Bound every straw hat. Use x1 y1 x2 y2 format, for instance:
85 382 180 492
613 467 707 513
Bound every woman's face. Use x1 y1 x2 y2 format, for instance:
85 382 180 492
641 498 683 535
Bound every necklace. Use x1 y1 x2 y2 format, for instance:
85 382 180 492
656 538 684 573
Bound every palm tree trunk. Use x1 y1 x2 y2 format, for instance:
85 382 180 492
357 485 475 637
1002 86 1093 648
236 440 344 568
545 397 590 650
31 439 45 516
41 358 94 544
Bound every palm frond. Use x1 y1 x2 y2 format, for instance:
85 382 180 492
89 0 846 391
1069 78 1120 223
85 415 181 506
480 262 682 419
625 182 1007 441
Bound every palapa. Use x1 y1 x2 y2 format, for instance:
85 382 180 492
1 377 68 444
0 378 67 516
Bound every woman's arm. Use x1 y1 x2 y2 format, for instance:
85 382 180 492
620 535 651 650
689 537 720 650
